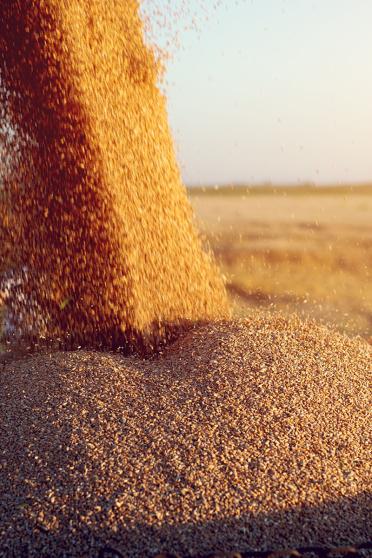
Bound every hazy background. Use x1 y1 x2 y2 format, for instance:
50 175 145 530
146 0 372 185
140 0 372 339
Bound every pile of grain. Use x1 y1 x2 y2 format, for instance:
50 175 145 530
1 315 370 557
0 1 228 349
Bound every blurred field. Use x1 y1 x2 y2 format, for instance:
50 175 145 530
189 185 372 341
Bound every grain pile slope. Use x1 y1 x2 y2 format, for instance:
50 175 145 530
0 1 228 346
0 316 370 557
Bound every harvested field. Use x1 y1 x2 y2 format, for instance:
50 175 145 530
0 316 371 556
190 187 372 340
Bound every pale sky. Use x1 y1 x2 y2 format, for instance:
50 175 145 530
145 0 372 185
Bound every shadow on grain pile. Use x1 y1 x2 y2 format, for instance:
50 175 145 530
1 495 370 557
0 316 370 556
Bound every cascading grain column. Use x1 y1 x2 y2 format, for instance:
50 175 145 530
0 0 229 347
0 1 132 341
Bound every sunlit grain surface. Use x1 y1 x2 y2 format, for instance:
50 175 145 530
1 318 370 556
